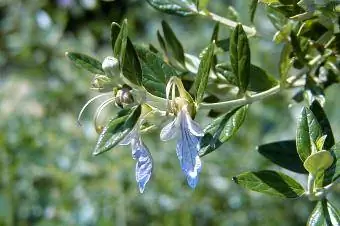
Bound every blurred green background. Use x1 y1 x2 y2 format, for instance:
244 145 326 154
1 0 339 225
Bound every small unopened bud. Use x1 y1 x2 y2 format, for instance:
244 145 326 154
102 56 119 77
115 87 134 108
91 75 112 93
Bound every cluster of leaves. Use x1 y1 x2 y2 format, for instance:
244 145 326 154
65 0 340 224
260 0 340 102
234 100 340 224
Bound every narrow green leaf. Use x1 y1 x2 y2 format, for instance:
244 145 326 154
157 30 168 54
146 0 198 16
113 19 128 65
279 43 293 84
296 107 322 162
233 170 305 198
307 200 340 226
200 105 248 157
111 22 121 54
192 42 214 104
161 20 185 66
323 142 340 185
210 23 219 72
310 100 335 150
121 38 143 86
230 24 251 94
249 0 258 23
135 46 178 97
258 140 308 174
93 105 141 156
211 23 219 42
65 52 104 74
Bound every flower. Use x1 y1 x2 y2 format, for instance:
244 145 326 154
120 128 153 193
160 105 204 188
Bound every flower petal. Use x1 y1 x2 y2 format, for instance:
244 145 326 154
132 139 153 193
160 119 178 141
176 122 202 189
182 110 204 137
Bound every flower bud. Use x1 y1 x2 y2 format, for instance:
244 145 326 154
102 56 119 77
115 87 134 108
91 75 112 93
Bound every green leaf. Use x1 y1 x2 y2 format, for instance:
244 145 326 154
211 23 219 42
146 0 198 16
258 140 308 174
93 105 141 156
135 46 178 98
233 170 305 198
157 30 168 54
279 43 293 84
249 0 258 23
65 52 104 74
121 38 143 86
200 105 248 157
248 65 278 92
323 142 340 185
310 100 335 150
113 19 128 66
210 23 219 72
192 42 214 104
230 24 251 94
161 20 185 66
111 22 121 53
307 200 340 226
303 151 334 175
296 107 322 162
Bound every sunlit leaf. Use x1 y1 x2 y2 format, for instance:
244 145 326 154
136 46 178 97
122 38 143 86
146 0 198 16
111 22 121 53
161 20 185 66
307 200 340 226
296 107 322 162
249 0 258 22
233 170 305 198
93 105 141 155
200 105 248 157
230 24 251 94
113 19 128 66
192 42 214 104
65 52 104 74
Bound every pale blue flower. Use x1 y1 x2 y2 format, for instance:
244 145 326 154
160 107 204 188
120 129 153 193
